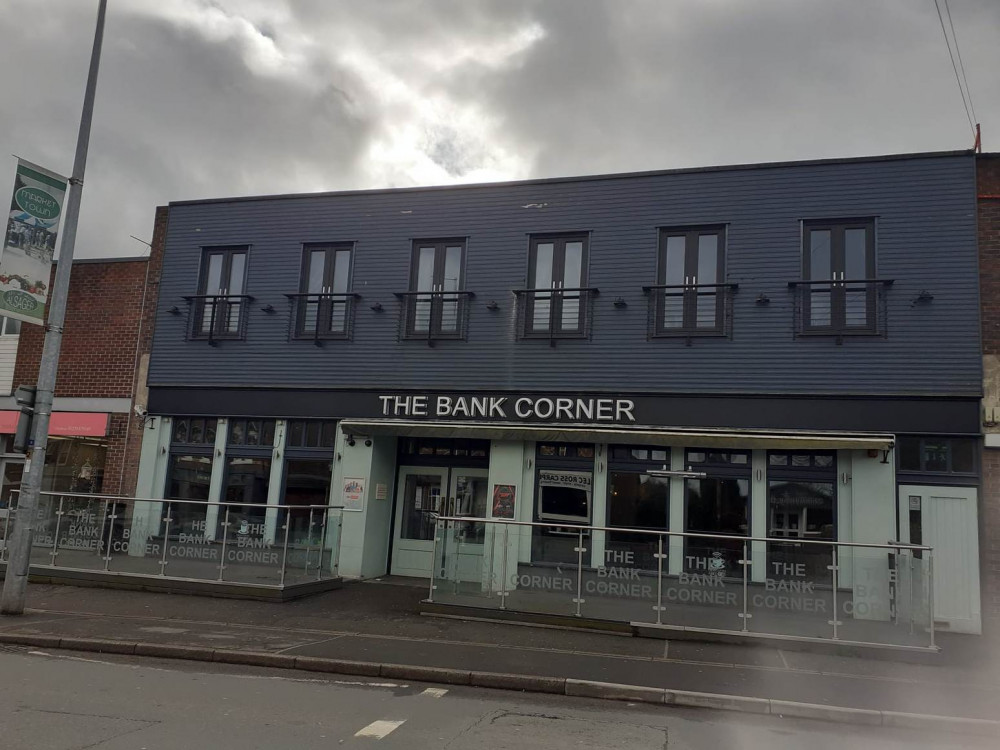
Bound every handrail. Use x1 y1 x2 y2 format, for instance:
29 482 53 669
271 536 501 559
394 290 476 297
642 282 739 291
512 287 599 294
284 292 361 299
433 514 931 551
787 279 894 287
33 490 343 512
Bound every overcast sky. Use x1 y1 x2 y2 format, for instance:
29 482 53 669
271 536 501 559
0 0 997 258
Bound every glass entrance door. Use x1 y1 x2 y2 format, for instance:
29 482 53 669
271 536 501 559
391 466 448 577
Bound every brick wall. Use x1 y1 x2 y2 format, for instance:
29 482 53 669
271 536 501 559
978 154 1000 638
13 206 167 496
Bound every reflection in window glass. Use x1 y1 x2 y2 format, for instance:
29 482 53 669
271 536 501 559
684 477 749 575
607 472 668 571
167 454 212 501
42 437 108 494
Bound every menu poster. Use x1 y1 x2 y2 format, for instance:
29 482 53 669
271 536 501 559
342 477 366 512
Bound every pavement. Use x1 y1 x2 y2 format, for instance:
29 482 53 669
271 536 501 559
1 578 998 735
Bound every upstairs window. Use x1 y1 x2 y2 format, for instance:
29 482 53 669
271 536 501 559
0 317 21 336
648 226 732 338
399 239 470 342
516 234 595 342
291 243 355 341
796 220 884 336
188 246 249 342
898 437 976 476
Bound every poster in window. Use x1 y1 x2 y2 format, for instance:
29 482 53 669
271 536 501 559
342 477 366 512
492 484 516 520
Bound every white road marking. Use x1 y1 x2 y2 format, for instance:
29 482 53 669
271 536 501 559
354 719 405 739
777 649 790 669
420 687 448 698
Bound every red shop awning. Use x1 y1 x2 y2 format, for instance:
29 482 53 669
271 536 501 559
0 411 109 437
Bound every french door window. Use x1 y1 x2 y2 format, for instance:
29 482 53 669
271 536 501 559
802 220 876 333
191 246 248 340
295 243 353 339
655 226 727 335
522 234 590 337
403 239 467 340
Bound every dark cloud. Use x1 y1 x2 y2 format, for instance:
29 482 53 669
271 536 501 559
0 0 996 258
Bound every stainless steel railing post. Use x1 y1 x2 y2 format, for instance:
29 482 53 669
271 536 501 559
573 528 585 617
316 507 329 581
304 508 314 574
829 545 840 641
159 501 172 575
655 535 665 625
217 506 230 581
279 508 292 587
740 539 749 632
427 516 439 603
102 499 114 571
928 551 936 650
49 496 65 567
498 524 509 611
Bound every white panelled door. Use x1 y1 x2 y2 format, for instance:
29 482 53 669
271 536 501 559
898 485 981 635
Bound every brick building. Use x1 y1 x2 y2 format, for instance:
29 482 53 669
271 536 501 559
978 153 1000 639
0 207 164 500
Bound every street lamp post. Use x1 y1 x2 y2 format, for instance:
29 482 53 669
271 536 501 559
1 0 108 615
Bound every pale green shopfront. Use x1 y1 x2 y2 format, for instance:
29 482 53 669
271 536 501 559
131 412 970 649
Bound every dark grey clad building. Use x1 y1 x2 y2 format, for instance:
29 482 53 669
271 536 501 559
135 150 985 647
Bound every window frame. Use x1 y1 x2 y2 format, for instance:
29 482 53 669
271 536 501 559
294 242 355 340
801 218 877 335
191 245 250 341
402 238 469 341
0 316 21 336
653 225 727 336
523 233 591 338
897 436 978 478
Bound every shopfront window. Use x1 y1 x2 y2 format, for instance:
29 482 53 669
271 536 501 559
605 445 670 571
684 449 750 576
42 436 107 493
532 443 594 565
223 456 271 530
766 451 836 581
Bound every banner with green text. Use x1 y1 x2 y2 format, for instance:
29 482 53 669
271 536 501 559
0 159 67 325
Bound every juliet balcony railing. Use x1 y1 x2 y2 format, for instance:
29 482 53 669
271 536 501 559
427 515 936 651
642 282 738 343
788 278 893 343
395 290 475 345
0 491 343 590
182 294 253 344
285 292 360 344
512 287 599 345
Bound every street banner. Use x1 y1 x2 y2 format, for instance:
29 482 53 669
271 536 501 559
1 159 68 325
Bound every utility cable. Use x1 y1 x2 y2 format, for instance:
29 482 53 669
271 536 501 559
943 0 977 123
933 0 975 134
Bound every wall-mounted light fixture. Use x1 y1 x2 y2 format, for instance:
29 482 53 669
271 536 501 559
613 297 627 308
756 293 770 305
347 435 356 446
912 290 934 306
261 304 275 314
167 305 181 315
370 302 383 312
486 300 499 311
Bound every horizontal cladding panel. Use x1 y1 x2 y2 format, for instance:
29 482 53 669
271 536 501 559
150 154 980 395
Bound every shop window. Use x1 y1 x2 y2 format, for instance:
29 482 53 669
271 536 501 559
166 454 212 502
187 246 250 342
399 239 470 341
649 225 733 337
399 438 489 462
683 448 751 576
222 456 271 528
228 419 276 448
172 418 218 446
292 243 355 341
286 420 337 449
607 469 669 571
766 450 836 581
42 436 107 494
538 443 594 460
898 437 977 475
516 234 596 341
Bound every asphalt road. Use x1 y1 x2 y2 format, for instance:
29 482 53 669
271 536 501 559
0 647 993 750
